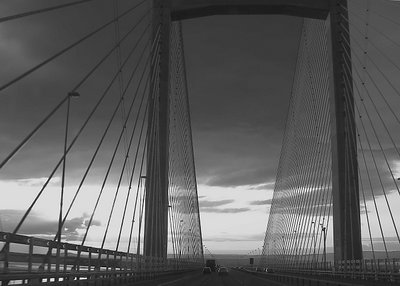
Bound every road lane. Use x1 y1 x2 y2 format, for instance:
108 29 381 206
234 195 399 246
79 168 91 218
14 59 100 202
154 269 286 286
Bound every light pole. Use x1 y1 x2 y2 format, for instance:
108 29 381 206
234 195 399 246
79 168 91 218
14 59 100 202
293 230 298 267
187 229 191 260
136 175 147 267
311 221 316 267
282 235 285 265
179 219 183 268
321 225 326 269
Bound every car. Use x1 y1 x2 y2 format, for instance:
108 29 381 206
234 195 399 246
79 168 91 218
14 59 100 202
218 267 229 275
202 267 212 274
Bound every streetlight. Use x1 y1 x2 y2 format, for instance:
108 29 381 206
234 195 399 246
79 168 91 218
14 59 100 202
179 219 183 267
282 235 285 263
320 225 327 269
187 229 191 260
136 176 147 262
293 230 298 267
311 221 317 267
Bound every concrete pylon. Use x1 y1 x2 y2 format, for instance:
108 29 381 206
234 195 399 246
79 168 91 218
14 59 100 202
144 0 171 259
327 0 362 261
144 0 362 262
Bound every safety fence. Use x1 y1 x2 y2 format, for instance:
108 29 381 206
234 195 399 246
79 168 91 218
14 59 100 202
258 258 400 284
0 231 201 285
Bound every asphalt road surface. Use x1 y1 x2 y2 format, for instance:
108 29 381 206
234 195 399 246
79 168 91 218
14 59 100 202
147 269 286 286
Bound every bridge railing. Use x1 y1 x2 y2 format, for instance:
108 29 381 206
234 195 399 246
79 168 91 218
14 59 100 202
261 258 400 283
0 231 201 285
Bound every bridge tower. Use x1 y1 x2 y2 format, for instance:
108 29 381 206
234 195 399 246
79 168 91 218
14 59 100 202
145 0 362 261
327 0 362 262
143 0 171 259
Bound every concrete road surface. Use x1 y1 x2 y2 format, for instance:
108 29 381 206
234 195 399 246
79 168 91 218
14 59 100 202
134 269 286 286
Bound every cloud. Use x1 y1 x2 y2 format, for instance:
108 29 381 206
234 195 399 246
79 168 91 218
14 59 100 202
184 15 303 189
0 209 100 241
268 187 332 216
249 199 273 206
248 182 275 191
16 177 61 187
205 167 271 187
203 233 265 242
62 213 101 240
199 199 234 207
0 1 151 185
200 207 251 213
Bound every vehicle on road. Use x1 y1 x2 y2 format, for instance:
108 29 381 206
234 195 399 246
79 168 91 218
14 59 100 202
202 267 212 274
218 267 229 275
266 268 274 273
206 259 217 272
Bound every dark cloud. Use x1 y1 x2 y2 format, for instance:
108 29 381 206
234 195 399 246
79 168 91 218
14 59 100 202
63 213 101 241
0 210 100 241
205 166 272 188
0 0 151 184
184 15 302 187
1 209 56 235
193 129 283 187
184 16 301 131
249 199 273 206
199 199 234 207
0 5 301 192
200 207 251 214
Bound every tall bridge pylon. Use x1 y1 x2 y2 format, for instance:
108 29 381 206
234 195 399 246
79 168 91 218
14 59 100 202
3 0 400 283
146 0 362 261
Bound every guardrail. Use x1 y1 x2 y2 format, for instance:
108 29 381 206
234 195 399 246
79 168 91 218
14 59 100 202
242 267 400 285
249 258 400 285
0 231 201 285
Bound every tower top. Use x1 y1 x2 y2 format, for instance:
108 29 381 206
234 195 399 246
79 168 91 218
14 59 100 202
168 0 329 21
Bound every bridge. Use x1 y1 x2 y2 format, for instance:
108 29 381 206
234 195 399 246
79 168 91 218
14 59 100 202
0 0 400 285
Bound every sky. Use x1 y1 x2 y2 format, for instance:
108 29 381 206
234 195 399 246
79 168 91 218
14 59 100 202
0 0 301 255
1 0 400 257
182 15 302 253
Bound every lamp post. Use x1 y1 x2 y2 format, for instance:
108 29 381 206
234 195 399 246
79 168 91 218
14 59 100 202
136 175 147 267
179 219 183 268
321 225 326 269
293 230 298 267
187 229 191 260
311 221 316 267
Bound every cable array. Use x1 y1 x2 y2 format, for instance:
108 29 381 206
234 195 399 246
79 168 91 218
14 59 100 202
167 22 204 267
0 1 203 275
262 18 332 270
344 0 400 263
0 0 159 260
262 0 400 272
